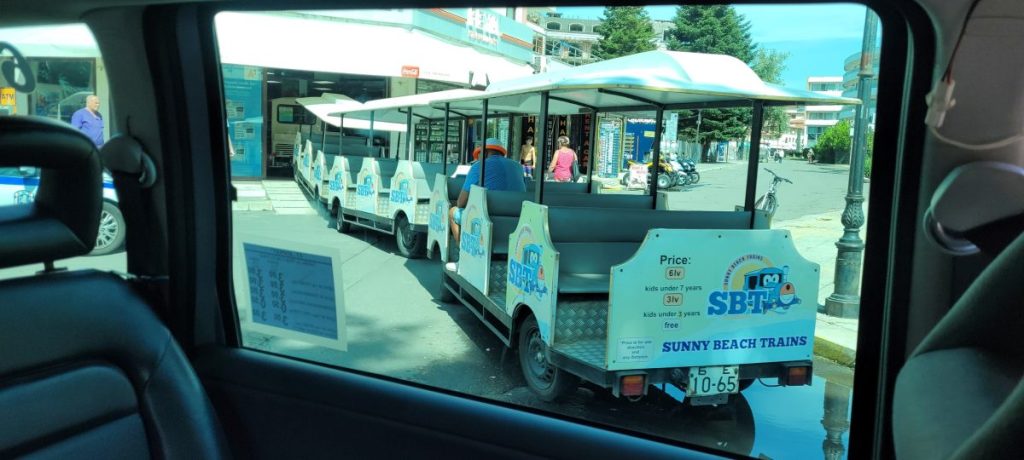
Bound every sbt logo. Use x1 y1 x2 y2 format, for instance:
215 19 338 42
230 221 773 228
707 266 800 316
390 179 413 204
356 176 375 197
508 244 548 297
328 172 343 192
313 164 322 181
428 203 445 232
460 217 486 257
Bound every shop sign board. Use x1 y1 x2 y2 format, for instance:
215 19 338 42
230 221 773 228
465 7 500 47
606 229 818 371
401 65 420 78
1 87 15 112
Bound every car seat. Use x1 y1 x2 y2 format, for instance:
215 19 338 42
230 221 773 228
893 161 1024 459
0 116 228 459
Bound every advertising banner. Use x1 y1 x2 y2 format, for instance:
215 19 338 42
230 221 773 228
457 185 492 294
223 64 263 178
606 229 818 371
505 202 559 341
597 116 623 179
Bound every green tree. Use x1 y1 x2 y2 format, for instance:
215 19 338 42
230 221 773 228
751 49 791 139
667 5 757 161
816 120 852 164
594 7 657 60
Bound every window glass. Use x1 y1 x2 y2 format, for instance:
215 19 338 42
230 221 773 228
0 24 126 280
221 5 879 458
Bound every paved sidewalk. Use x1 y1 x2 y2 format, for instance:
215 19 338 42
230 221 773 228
232 179 314 214
774 209 867 368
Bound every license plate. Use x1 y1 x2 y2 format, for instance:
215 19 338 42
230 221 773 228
686 366 740 397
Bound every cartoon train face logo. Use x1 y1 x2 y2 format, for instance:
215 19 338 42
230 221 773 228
459 213 487 258
390 176 413 204
508 226 549 299
356 174 375 197
706 254 800 316
429 201 445 232
329 171 343 192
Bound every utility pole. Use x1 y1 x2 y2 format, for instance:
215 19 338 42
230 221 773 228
824 7 877 318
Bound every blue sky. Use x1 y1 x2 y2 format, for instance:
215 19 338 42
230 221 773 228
556 4 874 89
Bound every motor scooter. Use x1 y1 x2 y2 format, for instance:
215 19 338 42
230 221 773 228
665 153 691 186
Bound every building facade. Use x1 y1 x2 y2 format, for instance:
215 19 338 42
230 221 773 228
840 49 880 126
804 76 844 147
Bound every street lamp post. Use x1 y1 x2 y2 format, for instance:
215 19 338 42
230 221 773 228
824 8 877 319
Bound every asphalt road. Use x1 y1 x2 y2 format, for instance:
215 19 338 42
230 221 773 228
658 160 870 222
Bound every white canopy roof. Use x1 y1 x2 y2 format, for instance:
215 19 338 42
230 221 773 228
434 50 862 115
327 89 484 123
295 93 405 132
215 12 534 86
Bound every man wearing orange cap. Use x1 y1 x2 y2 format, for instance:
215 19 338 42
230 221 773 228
447 138 526 270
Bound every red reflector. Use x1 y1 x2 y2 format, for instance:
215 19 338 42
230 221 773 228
621 375 646 397
785 366 809 386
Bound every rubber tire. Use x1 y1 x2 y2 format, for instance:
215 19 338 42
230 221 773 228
335 211 352 233
518 315 578 402
91 201 125 256
395 214 426 259
689 171 701 184
656 173 673 190
439 270 455 302
738 378 756 392
754 194 777 215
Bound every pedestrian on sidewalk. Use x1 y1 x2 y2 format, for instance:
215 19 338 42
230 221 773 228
70 94 104 149
549 136 577 182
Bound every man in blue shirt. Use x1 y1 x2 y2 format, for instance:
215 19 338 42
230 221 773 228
71 95 104 148
448 138 525 268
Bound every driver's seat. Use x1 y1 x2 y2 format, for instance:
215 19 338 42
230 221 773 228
0 116 228 458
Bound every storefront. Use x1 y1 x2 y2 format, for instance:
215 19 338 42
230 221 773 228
1 25 110 142
215 9 537 179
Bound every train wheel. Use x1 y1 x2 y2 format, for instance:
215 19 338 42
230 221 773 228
518 315 578 402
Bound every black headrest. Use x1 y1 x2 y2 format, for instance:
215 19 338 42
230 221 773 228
0 116 103 268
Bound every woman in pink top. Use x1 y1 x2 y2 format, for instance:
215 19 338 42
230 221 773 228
549 136 577 182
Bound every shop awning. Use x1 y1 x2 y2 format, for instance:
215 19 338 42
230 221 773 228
215 12 534 86
295 93 405 132
327 89 484 123
433 50 861 115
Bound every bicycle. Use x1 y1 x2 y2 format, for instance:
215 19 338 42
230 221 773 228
755 168 793 223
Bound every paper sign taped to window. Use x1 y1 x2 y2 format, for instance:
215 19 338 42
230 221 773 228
236 235 347 351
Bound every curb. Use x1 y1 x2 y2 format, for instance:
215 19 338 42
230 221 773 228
813 335 856 367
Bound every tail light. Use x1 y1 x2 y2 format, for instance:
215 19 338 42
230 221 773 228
781 365 810 386
620 375 646 397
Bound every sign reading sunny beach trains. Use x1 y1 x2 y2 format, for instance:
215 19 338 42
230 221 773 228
606 229 818 371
